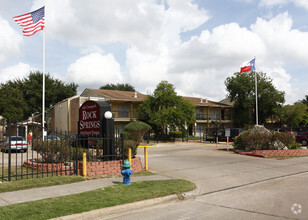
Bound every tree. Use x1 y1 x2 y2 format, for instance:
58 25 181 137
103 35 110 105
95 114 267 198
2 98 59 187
225 72 285 127
0 84 27 121
297 95 308 106
280 103 308 127
138 81 195 135
0 71 78 120
99 83 135 91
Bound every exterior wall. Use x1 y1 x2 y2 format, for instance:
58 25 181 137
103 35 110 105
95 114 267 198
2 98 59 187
70 97 89 135
24 157 143 177
54 100 69 131
194 106 233 135
51 91 234 135
79 157 143 177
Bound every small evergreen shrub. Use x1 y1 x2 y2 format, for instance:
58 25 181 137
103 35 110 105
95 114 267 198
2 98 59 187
169 130 183 139
288 142 301 149
124 121 151 143
123 121 151 157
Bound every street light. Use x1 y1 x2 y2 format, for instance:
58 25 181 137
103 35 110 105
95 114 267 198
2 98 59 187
104 111 112 119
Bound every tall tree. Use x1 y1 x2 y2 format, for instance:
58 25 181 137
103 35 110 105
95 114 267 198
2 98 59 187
0 71 78 120
0 83 27 121
138 81 195 134
297 95 308 106
99 83 135 91
225 72 285 127
280 103 308 127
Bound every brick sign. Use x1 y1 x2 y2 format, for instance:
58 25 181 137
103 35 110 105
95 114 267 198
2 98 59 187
79 101 101 137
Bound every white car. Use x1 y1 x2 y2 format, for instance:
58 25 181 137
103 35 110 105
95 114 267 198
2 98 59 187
2 136 28 152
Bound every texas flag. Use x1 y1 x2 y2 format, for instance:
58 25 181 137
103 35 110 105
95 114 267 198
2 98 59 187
240 58 255 73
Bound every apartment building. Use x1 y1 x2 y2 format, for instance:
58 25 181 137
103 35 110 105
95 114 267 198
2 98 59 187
51 89 233 135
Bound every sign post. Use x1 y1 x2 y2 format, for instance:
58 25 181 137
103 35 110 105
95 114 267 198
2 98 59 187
79 101 115 160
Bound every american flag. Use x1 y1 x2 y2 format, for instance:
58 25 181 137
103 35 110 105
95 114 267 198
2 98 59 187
13 7 45 37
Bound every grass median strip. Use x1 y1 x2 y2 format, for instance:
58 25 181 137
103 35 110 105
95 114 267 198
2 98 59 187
0 175 84 193
0 179 195 220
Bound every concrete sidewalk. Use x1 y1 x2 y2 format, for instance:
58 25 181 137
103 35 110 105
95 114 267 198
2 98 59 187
0 174 172 207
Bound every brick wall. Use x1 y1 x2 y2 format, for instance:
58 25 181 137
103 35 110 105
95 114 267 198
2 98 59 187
23 159 75 175
24 157 143 177
252 149 308 158
79 157 143 177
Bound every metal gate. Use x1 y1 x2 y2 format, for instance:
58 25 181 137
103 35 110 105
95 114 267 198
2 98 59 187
0 119 124 182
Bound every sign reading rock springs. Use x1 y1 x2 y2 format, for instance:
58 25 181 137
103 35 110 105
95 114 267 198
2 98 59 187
79 101 101 137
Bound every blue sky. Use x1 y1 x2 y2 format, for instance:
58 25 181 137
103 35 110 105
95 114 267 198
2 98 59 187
1 0 308 104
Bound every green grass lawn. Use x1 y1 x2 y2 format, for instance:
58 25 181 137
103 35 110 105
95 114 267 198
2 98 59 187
0 179 195 220
0 175 84 193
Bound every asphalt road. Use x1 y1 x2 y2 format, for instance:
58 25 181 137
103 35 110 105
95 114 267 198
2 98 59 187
107 142 308 220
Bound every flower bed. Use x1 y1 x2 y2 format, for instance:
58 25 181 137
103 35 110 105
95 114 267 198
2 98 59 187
235 149 308 158
24 157 144 177
23 158 75 175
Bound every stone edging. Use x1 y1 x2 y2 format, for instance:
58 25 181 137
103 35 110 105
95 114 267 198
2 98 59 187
23 157 143 177
235 149 308 158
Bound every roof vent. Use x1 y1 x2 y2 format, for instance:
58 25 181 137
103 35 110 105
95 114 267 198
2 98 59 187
200 98 203 103
134 92 138 98
205 98 208 103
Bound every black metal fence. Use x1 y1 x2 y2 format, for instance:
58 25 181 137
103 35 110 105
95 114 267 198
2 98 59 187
0 119 124 182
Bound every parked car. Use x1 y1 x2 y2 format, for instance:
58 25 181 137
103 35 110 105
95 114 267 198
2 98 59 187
1 136 28 152
295 131 308 146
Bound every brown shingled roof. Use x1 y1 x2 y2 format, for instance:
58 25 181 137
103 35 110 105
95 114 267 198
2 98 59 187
183 96 231 107
84 89 147 102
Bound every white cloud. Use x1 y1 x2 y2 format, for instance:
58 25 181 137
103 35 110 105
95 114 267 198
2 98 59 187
39 0 209 52
259 0 308 10
0 16 23 64
259 0 289 7
293 0 308 10
27 0 307 104
66 53 123 92
0 62 37 83
128 12 306 103
251 12 308 63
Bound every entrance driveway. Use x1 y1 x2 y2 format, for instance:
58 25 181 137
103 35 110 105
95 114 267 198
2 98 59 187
112 142 308 219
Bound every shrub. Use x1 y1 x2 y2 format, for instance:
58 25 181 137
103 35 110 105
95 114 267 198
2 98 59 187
124 121 151 158
233 129 296 151
32 140 72 163
233 129 250 151
242 132 272 151
124 140 139 158
271 132 293 147
288 142 301 149
169 130 183 139
125 121 151 143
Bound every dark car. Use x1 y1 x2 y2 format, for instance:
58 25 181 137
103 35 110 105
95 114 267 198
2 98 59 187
295 131 308 146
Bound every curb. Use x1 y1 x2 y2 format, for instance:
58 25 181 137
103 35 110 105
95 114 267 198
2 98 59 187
52 194 179 220
234 150 265 158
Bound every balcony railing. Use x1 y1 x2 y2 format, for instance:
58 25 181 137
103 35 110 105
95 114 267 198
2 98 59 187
112 110 137 119
196 114 232 121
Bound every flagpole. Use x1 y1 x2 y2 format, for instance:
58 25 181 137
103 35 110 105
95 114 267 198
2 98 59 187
254 57 258 125
42 3 46 140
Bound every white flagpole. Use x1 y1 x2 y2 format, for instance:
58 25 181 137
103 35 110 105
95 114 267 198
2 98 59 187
254 57 258 125
42 3 46 140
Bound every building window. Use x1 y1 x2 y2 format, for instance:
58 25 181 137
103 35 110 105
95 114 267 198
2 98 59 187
211 109 218 120
196 124 204 134
118 104 129 117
